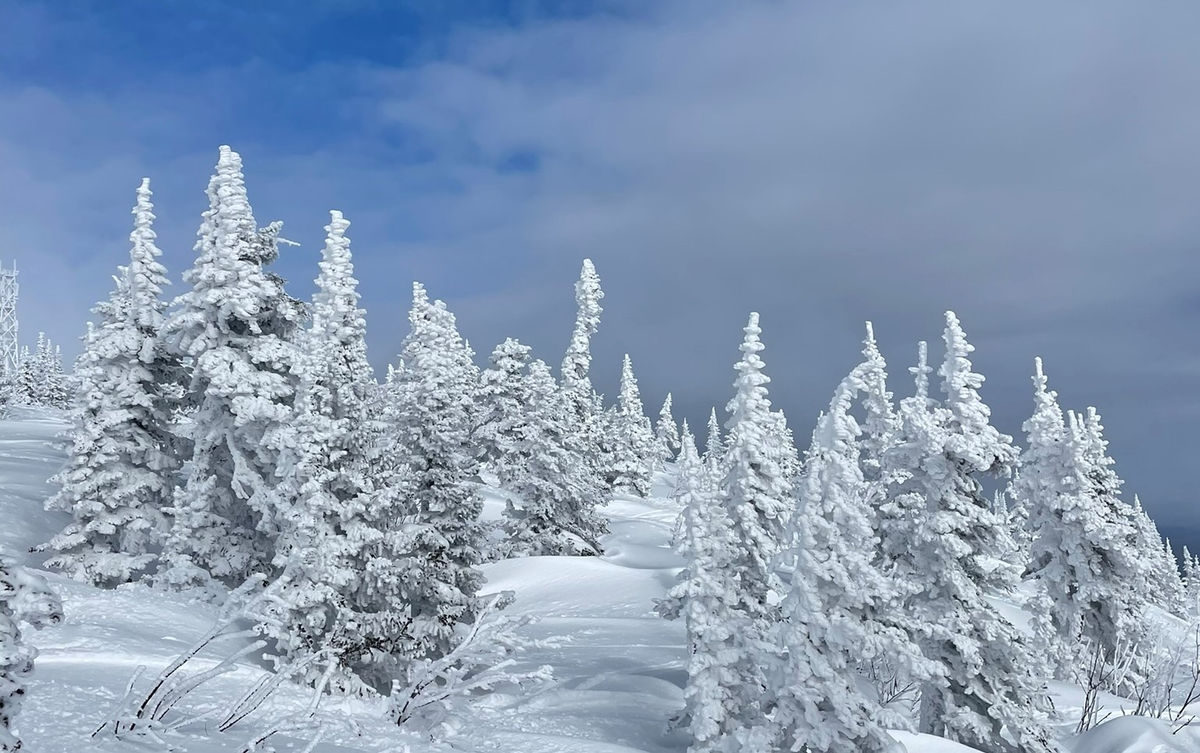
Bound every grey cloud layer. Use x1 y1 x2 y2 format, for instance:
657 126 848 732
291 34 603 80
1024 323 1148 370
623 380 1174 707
1 1 1197 533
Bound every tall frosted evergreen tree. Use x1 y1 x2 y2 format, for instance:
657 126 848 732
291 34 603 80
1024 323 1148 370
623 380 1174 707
703 407 723 471
41 179 180 587
607 354 656 496
658 419 753 753
478 339 608 555
720 313 791 614
380 283 485 660
883 314 1058 753
764 366 921 753
159 146 304 592
655 393 680 465
251 211 379 684
857 322 898 485
1019 362 1147 679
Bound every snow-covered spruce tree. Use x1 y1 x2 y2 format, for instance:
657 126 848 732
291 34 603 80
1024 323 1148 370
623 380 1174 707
159 146 304 593
1019 361 1148 680
1 549 62 751
379 283 486 661
11 347 34 407
670 312 794 744
606 354 656 496
655 393 680 466
40 179 180 587
478 339 608 555
857 322 898 486
475 338 530 470
882 314 1058 753
702 407 723 472
1184 546 1200 616
720 313 791 613
249 211 380 686
1123 495 1179 615
559 259 609 484
657 419 754 753
763 367 923 753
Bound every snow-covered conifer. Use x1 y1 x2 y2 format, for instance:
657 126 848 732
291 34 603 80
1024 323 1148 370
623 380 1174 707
249 211 380 684
1020 363 1148 679
560 259 603 414
655 393 680 465
719 313 791 614
702 407 723 473
764 368 919 753
606 354 656 496
657 416 754 752
478 339 608 555
1 550 62 751
40 180 181 587
857 322 898 485
159 146 304 592
377 283 486 661
883 314 1058 753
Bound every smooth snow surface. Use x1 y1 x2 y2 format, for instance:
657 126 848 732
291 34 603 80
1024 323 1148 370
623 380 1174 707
2 409 1198 752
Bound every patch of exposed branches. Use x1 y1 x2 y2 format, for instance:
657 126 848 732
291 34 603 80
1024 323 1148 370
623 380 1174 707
388 592 554 733
92 577 336 750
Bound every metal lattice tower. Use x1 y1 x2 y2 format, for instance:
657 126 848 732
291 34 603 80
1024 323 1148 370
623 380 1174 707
0 261 18 377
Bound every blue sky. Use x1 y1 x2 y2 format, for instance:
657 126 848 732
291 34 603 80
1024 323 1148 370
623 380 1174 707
3 1 1200 544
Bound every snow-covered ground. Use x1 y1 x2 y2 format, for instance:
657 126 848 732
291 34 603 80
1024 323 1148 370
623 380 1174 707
2 408 1197 752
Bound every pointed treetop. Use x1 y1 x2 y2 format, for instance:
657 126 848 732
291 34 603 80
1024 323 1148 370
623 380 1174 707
911 340 930 400
705 407 722 459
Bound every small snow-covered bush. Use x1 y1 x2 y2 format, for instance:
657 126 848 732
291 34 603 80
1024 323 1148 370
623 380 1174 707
389 593 553 733
1 551 63 751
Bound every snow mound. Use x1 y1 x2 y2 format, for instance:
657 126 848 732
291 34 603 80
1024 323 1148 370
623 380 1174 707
1070 716 1200 753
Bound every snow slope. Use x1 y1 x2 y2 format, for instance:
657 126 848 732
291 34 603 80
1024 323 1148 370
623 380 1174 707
1 408 1196 752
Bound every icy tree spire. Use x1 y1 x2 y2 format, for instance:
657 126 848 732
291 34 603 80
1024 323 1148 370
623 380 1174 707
252 210 379 684
607 353 656 496
657 411 751 753
911 340 931 402
560 258 603 414
655 392 680 465
857 321 898 483
159 145 304 593
375 282 486 661
675 312 793 742
764 369 919 753
721 312 791 604
41 179 181 586
883 313 1056 753
703 407 722 468
1026 404 1153 675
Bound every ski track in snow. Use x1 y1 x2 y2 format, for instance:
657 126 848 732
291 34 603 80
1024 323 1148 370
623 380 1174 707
3 409 1198 752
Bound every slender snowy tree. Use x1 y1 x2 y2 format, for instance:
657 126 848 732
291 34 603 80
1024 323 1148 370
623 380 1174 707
764 368 921 753
478 339 608 555
377 283 486 661
657 418 755 753
857 322 898 485
703 407 723 471
248 211 381 686
1 549 62 751
883 314 1058 753
1020 362 1148 680
606 354 656 496
655 393 680 465
40 180 181 587
159 146 304 593
720 313 791 614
